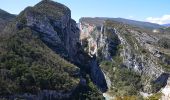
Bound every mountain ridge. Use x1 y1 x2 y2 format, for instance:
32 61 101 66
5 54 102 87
80 17 164 30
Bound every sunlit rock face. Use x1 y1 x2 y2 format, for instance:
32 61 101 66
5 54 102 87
79 17 170 99
79 18 120 60
18 0 80 61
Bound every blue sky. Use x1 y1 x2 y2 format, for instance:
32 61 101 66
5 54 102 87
1 0 170 24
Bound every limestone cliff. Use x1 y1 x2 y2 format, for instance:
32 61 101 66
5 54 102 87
79 17 170 99
16 0 79 60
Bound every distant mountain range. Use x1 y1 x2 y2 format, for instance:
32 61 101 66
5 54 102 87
0 9 16 32
80 17 165 30
163 24 170 27
0 9 16 20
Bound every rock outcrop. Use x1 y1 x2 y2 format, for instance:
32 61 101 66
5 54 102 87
17 0 80 60
79 18 120 60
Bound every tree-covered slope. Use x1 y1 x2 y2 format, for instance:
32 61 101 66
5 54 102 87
0 27 79 96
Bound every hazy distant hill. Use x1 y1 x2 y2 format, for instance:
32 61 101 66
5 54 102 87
112 18 164 29
163 23 170 27
0 9 16 32
80 17 164 30
0 9 16 20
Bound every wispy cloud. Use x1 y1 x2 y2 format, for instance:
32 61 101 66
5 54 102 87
128 15 134 19
146 15 170 24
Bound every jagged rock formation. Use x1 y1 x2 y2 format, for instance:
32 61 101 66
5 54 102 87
15 0 79 60
79 18 120 60
79 17 170 99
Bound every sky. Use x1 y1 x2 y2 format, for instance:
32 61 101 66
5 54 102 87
1 0 170 24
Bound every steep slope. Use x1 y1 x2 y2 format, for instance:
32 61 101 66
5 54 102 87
0 28 79 98
79 18 170 99
0 0 105 100
0 9 16 32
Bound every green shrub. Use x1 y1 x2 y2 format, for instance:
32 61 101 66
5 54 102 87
71 75 104 100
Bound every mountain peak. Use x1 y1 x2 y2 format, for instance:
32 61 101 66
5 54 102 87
34 0 70 19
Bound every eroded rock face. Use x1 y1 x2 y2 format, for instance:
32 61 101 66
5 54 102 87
79 18 170 97
79 20 120 60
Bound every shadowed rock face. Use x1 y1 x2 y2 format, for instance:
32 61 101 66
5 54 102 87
89 58 108 92
153 73 170 92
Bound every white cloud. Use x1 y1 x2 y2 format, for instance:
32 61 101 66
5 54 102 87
146 15 170 24
128 15 134 19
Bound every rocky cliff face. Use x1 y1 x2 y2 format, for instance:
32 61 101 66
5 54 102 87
79 19 120 60
79 17 170 99
16 0 79 61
